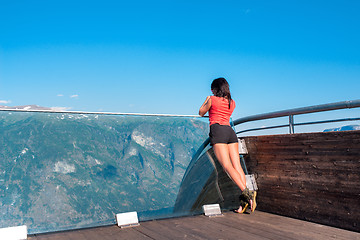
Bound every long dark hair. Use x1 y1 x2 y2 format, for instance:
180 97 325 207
211 77 232 109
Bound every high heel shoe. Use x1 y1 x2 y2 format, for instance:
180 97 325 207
235 199 248 213
240 188 253 212
235 188 251 214
250 190 257 212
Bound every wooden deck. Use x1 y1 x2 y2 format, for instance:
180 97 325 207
29 211 360 240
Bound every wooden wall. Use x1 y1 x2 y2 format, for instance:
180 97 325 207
243 130 360 232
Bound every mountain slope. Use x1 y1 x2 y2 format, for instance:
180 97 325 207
323 124 360 132
0 112 208 233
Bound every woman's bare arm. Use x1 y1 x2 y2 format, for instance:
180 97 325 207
199 96 211 117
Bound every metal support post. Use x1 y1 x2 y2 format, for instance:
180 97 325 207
289 115 295 134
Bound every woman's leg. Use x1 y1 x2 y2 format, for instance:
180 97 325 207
213 143 253 212
228 142 246 185
229 142 256 212
213 143 246 191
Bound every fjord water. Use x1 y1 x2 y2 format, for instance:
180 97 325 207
0 112 208 234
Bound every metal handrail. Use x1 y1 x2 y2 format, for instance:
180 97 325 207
0 108 203 118
236 117 360 134
233 99 360 134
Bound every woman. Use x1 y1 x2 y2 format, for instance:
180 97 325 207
199 77 256 213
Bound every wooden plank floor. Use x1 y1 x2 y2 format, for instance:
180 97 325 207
29 211 360 240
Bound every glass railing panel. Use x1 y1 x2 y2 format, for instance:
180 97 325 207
0 111 208 234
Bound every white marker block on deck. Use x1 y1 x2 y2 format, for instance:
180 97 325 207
0 225 27 240
116 211 139 228
202 204 223 217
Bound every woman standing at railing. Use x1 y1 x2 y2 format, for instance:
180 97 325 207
199 77 256 213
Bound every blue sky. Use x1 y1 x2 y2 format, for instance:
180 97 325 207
1 1 359 123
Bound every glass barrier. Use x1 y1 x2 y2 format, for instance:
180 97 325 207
0 111 209 234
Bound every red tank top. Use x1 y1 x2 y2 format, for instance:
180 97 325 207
209 96 236 126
